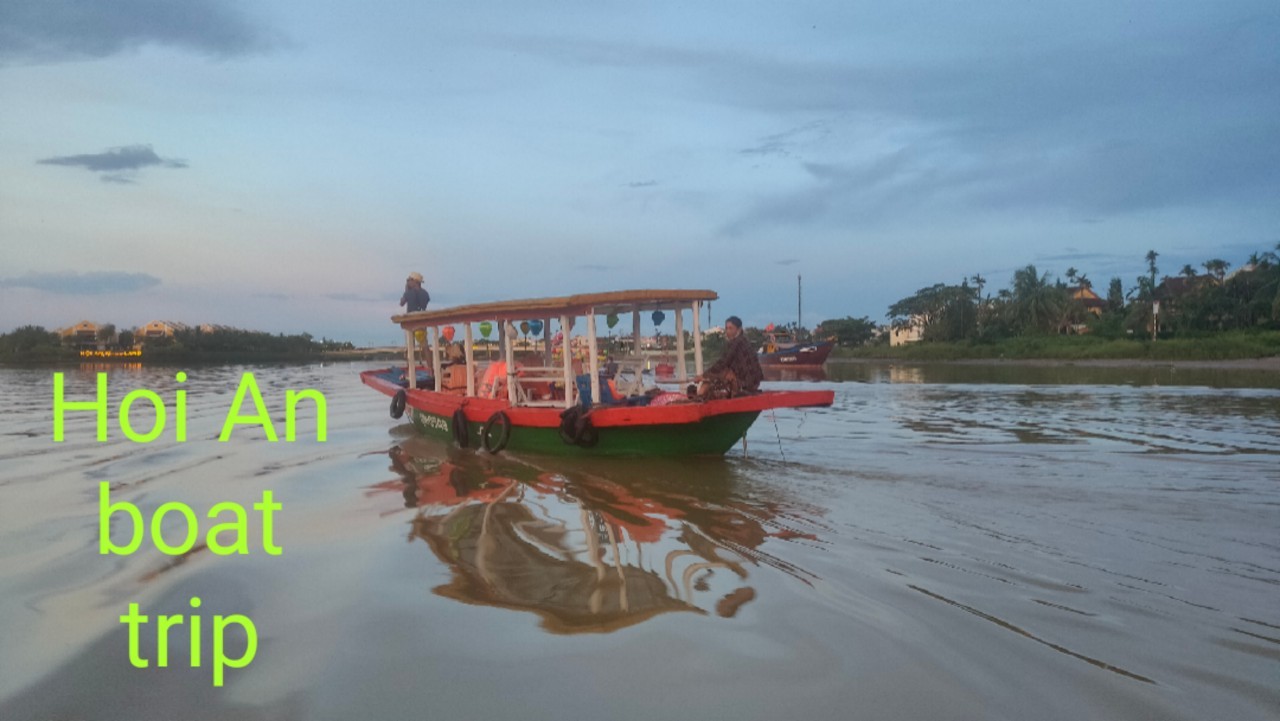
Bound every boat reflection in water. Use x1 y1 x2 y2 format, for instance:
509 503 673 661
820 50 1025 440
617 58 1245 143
369 438 820 634
761 365 827 383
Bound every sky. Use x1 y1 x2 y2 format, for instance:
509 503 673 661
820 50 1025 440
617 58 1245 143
1 1 1277 345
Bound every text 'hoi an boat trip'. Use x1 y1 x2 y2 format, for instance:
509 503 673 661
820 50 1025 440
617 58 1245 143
361 289 834 456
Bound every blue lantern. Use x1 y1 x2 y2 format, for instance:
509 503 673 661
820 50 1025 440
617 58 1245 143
529 319 544 337
651 310 665 326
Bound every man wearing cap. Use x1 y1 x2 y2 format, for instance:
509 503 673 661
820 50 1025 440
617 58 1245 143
400 272 430 312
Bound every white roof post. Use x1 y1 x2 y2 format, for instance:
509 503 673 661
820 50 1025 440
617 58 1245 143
404 327 417 390
505 319 517 405
430 326 442 392
543 317 552 366
692 300 704 377
675 304 686 382
464 323 475 396
561 315 575 408
587 309 600 405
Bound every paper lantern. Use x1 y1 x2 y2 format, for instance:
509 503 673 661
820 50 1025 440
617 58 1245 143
441 326 455 342
478 321 493 338
529 319 544 336
651 310 665 326
606 313 619 329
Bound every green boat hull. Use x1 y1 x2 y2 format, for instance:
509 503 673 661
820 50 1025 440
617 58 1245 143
411 409 760 457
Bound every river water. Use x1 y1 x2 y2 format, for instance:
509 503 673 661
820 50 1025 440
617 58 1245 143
0 362 1276 720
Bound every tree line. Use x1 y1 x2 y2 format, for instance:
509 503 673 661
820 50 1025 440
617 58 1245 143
0 325 354 362
880 246 1280 343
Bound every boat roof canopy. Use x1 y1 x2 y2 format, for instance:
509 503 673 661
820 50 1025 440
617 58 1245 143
392 289 718 328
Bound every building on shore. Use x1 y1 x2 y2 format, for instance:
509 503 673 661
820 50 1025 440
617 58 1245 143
136 320 189 339
58 320 102 347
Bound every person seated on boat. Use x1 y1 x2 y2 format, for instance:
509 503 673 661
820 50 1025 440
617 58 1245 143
399 272 431 313
444 340 465 365
695 316 763 400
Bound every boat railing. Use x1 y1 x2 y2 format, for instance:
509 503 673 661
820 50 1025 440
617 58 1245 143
608 354 685 396
509 365 574 408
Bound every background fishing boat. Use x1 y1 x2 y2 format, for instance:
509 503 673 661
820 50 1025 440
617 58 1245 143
758 329 834 367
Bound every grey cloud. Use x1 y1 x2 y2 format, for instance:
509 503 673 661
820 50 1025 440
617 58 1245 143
513 7 1280 224
38 145 187 183
0 0 278 64
721 151 936 235
774 259 800 266
740 120 832 158
325 293 391 303
1035 252 1122 263
626 180 658 188
253 292 289 301
0 271 161 295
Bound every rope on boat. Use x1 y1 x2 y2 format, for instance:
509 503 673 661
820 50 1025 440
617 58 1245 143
770 409 786 462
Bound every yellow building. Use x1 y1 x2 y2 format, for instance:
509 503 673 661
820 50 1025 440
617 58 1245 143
890 318 925 346
137 320 188 338
1069 286 1107 316
58 320 100 345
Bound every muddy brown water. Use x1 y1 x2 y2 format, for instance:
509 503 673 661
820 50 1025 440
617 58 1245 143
1 363 1276 720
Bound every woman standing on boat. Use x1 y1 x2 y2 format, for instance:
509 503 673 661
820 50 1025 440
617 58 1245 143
695 316 763 399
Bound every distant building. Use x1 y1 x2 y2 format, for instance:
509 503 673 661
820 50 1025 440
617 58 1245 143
1068 285 1107 317
197 323 237 334
890 317 925 346
58 320 100 346
137 320 189 338
890 326 923 346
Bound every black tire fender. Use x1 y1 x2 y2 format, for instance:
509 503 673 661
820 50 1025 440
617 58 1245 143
557 406 598 447
390 390 407 419
558 406 582 445
576 420 599 448
451 407 470 448
481 411 512 454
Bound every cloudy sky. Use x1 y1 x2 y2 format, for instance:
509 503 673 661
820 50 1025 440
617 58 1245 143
2 1 1277 344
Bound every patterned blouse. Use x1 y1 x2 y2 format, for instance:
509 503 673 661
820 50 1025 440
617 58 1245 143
707 333 763 391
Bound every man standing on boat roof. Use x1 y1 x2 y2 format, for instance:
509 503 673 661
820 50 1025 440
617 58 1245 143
695 316 763 399
400 272 431 312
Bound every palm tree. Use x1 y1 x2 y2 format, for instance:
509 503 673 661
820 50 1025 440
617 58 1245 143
1077 273 1091 289
1145 250 1159 287
1065 267 1078 285
1202 259 1230 284
1181 264 1196 279
970 273 986 300
1011 265 1064 334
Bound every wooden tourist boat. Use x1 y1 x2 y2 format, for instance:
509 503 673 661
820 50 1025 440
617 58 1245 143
361 289 834 456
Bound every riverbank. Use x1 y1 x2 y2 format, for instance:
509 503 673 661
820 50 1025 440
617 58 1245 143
829 356 1280 372
832 330 1280 365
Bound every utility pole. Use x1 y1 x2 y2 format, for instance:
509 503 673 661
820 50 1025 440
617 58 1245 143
797 274 802 332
